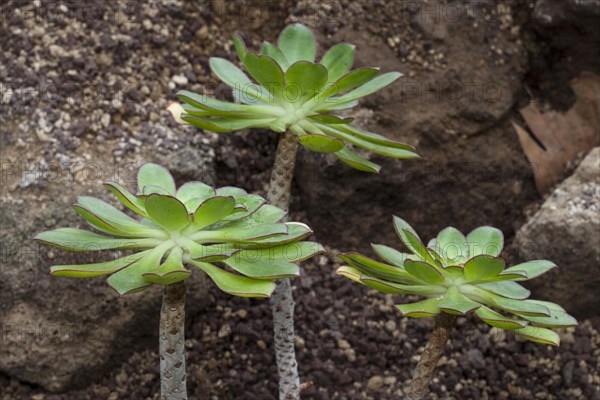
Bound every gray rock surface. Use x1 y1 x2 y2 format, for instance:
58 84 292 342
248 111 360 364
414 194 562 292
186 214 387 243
514 148 600 318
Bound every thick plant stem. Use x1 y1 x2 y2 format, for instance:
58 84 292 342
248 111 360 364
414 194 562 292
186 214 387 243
268 131 300 400
405 313 456 400
159 281 188 400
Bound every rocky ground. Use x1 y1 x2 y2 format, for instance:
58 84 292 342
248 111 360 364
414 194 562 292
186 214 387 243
1 0 599 399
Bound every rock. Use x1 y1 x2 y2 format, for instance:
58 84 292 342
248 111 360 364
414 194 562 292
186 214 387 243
0 148 215 391
468 349 486 370
172 74 189 86
514 148 600 318
367 375 384 391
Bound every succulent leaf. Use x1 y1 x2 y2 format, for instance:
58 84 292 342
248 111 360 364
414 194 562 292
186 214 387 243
404 260 445 284
513 326 560 346
190 260 276 298
503 260 557 281
320 43 355 82
277 23 317 64
396 298 441 318
466 226 504 257
137 163 176 195
463 255 505 282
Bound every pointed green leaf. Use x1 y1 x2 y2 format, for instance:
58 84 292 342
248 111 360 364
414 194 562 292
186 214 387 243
190 260 275 297
336 266 363 283
106 246 168 295
359 274 443 295
188 241 240 262
285 61 328 102
196 223 288 243
235 241 324 263
181 115 277 133
224 258 299 279
103 181 148 217
34 228 159 252
176 181 216 204
392 216 421 255
475 306 528 330
177 90 277 116
463 255 505 282
437 227 468 264
243 53 285 99
512 325 560 346
404 259 445 284
137 163 176 195
484 292 551 317
338 252 420 284
50 253 144 278
320 43 355 82
232 34 248 63
526 299 566 313
209 57 253 89
320 124 419 159
518 308 578 328
144 194 189 232
142 247 191 285
277 23 316 63
307 115 353 125
141 184 172 196
466 226 504 257
317 68 381 100
335 71 402 103
334 148 381 173
503 260 557 281
76 197 157 236
192 196 236 229
438 286 481 315
371 244 409 268
331 123 417 151
73 205 128 236
298 134 344 153
244 222 311 246
260 41 289 69
477 281 530 299
396 298 441 318
216 187 247 197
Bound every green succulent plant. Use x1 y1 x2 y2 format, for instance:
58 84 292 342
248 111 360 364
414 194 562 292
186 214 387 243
34 163 323 297
337 217 577 346
34 163 323 399
170 23 418 173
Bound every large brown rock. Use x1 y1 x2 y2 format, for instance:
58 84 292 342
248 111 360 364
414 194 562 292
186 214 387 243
514 148 600 319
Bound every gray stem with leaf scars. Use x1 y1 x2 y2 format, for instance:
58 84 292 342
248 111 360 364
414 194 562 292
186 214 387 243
405 313 456 400
268 131 301 400
160 280 188 400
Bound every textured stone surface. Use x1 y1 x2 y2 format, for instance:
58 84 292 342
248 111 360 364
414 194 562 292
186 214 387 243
514 148 600 318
